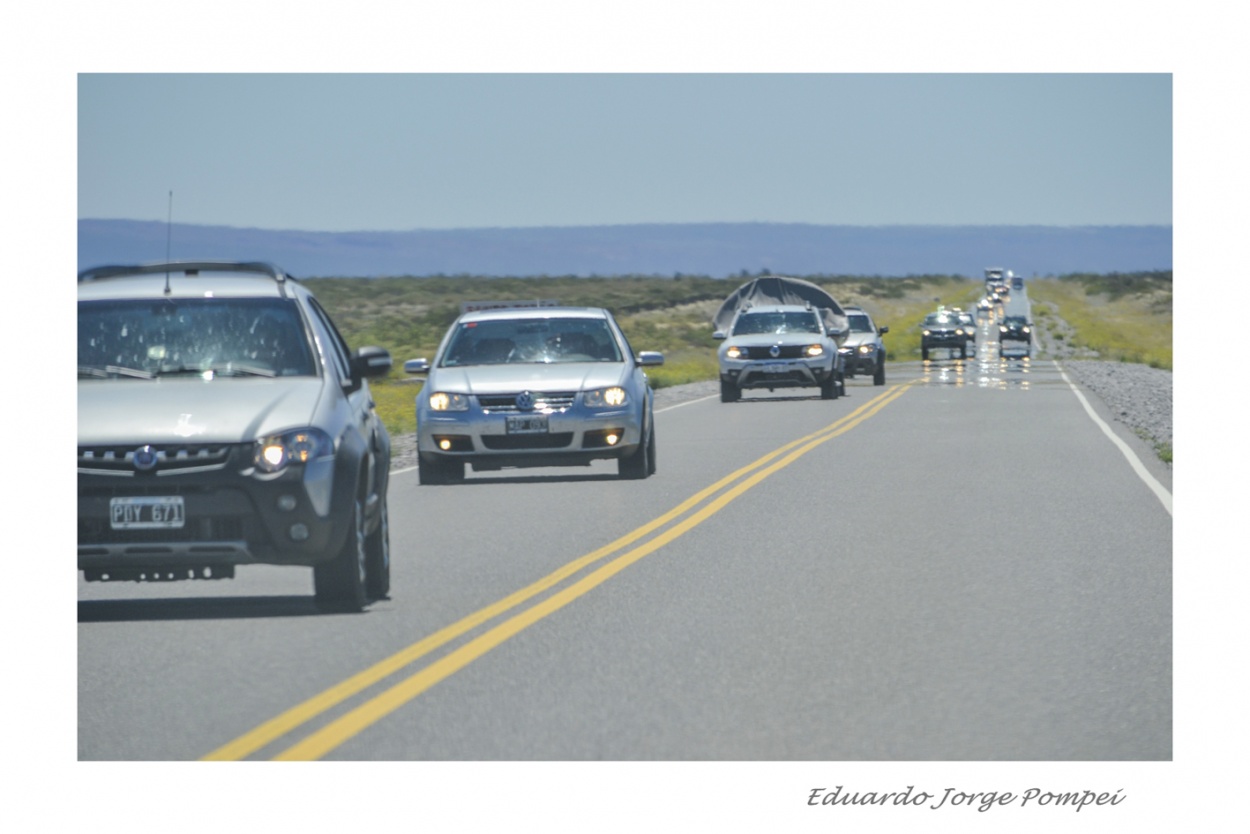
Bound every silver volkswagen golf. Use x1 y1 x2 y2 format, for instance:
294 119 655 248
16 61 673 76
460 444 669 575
404 306 663 483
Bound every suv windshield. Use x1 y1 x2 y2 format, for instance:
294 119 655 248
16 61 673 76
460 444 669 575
732 311 821 336
440 317 622 366
923 313 956 326
847 313 874 333
78 297 317 378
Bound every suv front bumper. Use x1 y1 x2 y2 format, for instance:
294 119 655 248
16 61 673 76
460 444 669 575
77 443 356 577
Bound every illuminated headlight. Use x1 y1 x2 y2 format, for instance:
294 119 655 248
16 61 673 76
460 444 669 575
725 345 743 360
956 329 966 336
255 428 333 473
999 326 1008 333
857 344 875 354
805 344 824 357
585 386 628 408
922 329 931 336
1023 326 1031 333
428 391 470 411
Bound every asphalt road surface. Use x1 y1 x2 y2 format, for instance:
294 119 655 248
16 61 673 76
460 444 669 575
78 312 1172 763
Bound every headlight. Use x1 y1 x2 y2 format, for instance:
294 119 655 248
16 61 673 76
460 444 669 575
922 329 931 336
1023 326 1031 333
255 428 334 473
999 326 1008 333
805 344 824 357
585 386 628 408
858 344 874 354
428 391 470 411
725 346 743 360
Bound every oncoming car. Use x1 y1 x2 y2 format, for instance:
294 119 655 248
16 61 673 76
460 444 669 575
404 306 663 483
77 261 393 611
715 304 845 402
838 305 889 386
998 315 1034 357
920 310 970 360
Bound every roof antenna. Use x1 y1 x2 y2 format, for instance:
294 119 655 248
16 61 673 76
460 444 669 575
164 190 173 295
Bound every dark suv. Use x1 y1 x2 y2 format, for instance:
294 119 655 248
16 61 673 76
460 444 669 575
998 315 1033 357
78 262 393 611
920 310 970 360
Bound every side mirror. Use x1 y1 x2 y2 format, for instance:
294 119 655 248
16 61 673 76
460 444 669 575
637 351 665 367
712 330 727 340
404 358 430 375
347 346 392 392
879 326 889 335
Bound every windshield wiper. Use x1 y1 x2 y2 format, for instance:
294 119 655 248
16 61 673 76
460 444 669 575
78 365 155 379
153 363 278 378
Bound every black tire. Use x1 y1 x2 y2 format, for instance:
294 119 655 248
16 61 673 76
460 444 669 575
959 345 967 360
418 452 464 485
619 420 653 480
314 497 367 612
364 497 390 600
921 346 929 361
873 359 885 386
820 374 837 399
719 379 739 403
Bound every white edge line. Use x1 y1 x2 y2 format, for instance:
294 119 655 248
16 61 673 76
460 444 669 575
1055 361 1173 516
391 393 719 478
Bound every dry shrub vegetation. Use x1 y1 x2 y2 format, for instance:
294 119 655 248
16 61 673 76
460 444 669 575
302 271 1171 438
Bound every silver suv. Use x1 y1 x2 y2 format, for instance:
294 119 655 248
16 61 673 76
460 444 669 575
714 303 845 402
77 262 393 611
838 305 889 385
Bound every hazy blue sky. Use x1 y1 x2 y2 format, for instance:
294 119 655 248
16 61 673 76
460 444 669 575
78 73 1171 232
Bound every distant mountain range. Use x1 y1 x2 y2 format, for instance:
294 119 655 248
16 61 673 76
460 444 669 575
78 220 1172 279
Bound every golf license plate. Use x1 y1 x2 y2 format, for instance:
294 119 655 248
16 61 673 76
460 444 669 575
506 414 549 435
110 496 185 529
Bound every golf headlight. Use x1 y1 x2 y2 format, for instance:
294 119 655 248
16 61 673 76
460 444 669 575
725 345 743 360
805 344 824 357
255 428 333 473
585 386 628 408
428 391 470 412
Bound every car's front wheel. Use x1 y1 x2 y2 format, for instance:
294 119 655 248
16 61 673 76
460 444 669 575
314 497 368 612
873 357 886 386
418 453 465 485
719 379 739 403
619 421 653 480
365 497 390 600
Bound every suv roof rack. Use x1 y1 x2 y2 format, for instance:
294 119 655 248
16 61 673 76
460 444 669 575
77 261 295 284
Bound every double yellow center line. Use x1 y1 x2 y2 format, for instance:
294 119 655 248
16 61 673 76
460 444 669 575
204 381 914 761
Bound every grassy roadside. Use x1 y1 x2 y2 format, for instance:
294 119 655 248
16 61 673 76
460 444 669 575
1026 273 1172 370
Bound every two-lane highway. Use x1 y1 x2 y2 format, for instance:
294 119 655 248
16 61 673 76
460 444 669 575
79 324 1171 761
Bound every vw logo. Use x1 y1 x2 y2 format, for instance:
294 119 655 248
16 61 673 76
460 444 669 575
132 445 160 472
769 345 781 358
515 391 536 411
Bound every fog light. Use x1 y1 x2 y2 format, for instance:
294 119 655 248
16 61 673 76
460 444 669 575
438 438 452 451
605 433 620 446
289 523 310 542
276 494 298 511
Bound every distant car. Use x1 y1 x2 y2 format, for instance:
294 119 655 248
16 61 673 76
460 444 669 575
954 309 978 356
998 315 1033 357
78 261 394 611
404 306 662 483
714 303 845 401
920 310 970 360
838 305 888 385
976 296 993 317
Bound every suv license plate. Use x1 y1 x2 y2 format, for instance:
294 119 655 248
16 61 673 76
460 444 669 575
762 363 787 375
506 414 549 435
110 496 185 529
